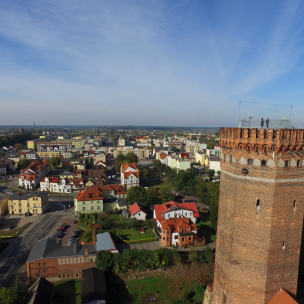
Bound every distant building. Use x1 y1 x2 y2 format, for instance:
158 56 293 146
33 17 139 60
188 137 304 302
19 127 24 134
120 163 139 189
118 137 125 146
167 155 191 171
163 135 169 147
26 151 37 160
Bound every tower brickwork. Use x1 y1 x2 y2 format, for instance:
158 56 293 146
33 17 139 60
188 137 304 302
212 127 304 304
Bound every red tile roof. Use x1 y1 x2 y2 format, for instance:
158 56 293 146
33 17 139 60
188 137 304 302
267 288 297 304
123 171 139 179
74 186 103 201
129 203 147 216
160 153 168 160
121 163 138 172
180 153 189 159
159 217 197 233
40 177 58 183
154 201 199 221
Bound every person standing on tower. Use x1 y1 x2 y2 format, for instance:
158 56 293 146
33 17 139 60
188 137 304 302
266 118 269 128
261 118 264 128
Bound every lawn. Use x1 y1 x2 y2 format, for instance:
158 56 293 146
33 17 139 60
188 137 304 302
107 274 206 304
0 222 32 237
53 279 82 304
119 228 156 241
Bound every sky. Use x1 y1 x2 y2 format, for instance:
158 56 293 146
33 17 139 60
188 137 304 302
1 0 304 127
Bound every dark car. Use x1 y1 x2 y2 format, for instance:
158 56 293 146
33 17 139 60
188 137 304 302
60 224 68 229
59 226 65 230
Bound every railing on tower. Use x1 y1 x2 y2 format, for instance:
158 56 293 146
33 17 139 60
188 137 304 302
238 119 291 129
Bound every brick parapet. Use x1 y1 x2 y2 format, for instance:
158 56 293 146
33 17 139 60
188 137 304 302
220 127 304 154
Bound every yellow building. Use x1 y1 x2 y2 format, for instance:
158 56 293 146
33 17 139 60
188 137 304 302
37 151 61 158
195 151 206 165
0 197 8 216
8 191 49 215
72 139 85 149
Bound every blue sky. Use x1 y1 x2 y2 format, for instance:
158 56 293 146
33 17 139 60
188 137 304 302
0 0 304 127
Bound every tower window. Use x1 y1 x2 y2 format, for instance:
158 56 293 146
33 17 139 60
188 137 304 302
282 242 285 250
261 160 266 166
230 156 232 163
285 161 289 168
297 160 301 168
256 200 260 214
248 159 253 165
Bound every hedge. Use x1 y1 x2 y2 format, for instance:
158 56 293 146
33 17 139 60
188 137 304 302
123 238 157 244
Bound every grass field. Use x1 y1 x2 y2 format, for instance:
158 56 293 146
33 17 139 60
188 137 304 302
0 222 32 237
53 279 82 304
108 274 206 304
119 228 155 241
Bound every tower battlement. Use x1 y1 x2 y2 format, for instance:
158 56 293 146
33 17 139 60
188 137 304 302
220 127 304 154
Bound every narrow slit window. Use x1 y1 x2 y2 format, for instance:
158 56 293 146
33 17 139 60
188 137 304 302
248 159 253 165
294 200 297 208
261 160 266 166
285 161 289 168
256 200 260 214
297 160 301 168
282 242 285 250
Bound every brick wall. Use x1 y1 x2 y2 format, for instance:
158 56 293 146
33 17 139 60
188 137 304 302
27 255 96 284
212 128 304 304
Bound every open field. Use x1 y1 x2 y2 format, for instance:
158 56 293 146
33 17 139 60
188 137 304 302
119 228 155 241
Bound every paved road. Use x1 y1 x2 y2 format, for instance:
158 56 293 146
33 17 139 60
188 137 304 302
0 201 71 288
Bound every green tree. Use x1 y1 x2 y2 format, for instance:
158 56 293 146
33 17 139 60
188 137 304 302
196 177 210 205
49 157 61 169
72 152 79 159
206 169 215 180
152 160 161 171
126 186 147 206
158 184 175 204
95 251 114 271
89 157 94 169
0 287 15 304
14 143 23 152
174 169 198 195
125 152 138 164
17 159 31 170
208 182 220 230
207 142 215 149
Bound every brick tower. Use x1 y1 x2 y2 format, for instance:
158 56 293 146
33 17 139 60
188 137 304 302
212 127 304 304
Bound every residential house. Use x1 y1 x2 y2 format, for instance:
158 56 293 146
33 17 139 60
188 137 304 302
40 177 72 193
37 141 72 153
179 152 190 160
8 191 49 215
74 184 127 214
167 155 191 172
129 203 147 220
153 146 169 156
69 178 85 193
209 156 221 173
118 137 125 146
62 151 73 158
159 217 197 248
160 152 168 165
26 151 37 160
195 151 206 165
19 159 50 189
121 163 139 189
153 201 199 227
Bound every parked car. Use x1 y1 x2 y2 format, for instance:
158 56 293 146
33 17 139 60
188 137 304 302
73 220 78 224
60 224 68 229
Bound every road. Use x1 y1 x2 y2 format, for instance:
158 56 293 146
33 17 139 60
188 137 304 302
0 200 72 288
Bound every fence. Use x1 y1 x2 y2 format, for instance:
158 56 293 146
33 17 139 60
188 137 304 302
238 119 291 129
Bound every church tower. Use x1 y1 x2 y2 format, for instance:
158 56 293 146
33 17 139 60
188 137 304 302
212 127 304 304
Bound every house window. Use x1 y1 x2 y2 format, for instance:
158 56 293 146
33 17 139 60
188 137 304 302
167 237 169 241
163 231 165 234
163 237 165 240
167 231 169 234
62 274 65 278
83 207 85 211
175 235 178 239
67 274 69 278
58 275 61 278
182 238 184 241
75 273 79 277
189 237 191 241
97 206 100 210
91 206 94 210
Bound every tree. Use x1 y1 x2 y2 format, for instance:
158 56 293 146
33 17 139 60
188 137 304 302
0 287 15 304
126 186 147 206
49 157 61 169
196 177 210 205
89 157 94 169
173 169 198 195
17 159 31 170
125 152 138 164
206 169 215 180
207 142 215 149
208 182 220 231
95 251 114 271
72 152 79 159
14 143 23 152
158 184 175 204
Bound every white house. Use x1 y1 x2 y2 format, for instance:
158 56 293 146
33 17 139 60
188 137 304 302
153 201 199 228
19 159 50 189
129 203 147 221
40 177 72 193
209 156 221 173
120 163 139 190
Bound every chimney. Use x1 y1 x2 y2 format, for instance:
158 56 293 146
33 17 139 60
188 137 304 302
85 249 88 256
